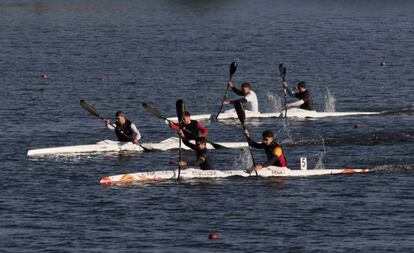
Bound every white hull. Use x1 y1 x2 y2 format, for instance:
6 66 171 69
280 108 380 118
100 166 369 185
166 108 380 122
27 137 247 156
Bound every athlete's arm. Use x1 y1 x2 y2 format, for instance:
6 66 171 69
196 122 208 137
231 86 244 96
168 121 180 130
288 100 305 107
130 123 142 141
247 138 264 149
285 87 296 98
262 147 287 167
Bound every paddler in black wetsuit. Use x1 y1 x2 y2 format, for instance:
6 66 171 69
282 81 314 110
171 137 215 170
168 111 209 148
244 129 287 171
103 111 142 144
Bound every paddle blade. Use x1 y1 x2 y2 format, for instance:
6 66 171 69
80 99 101 118
142 102 163 118
234 100 246 125
229 61 238 77
176 99 186 123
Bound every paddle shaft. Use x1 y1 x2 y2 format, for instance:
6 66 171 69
214 62 237 120
215 75 233 120
279 64 288 118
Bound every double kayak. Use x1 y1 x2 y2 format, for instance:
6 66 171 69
166 108 380 122
100 166 369 185
27 137 248 156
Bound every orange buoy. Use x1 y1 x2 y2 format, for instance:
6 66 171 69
208 233 218 240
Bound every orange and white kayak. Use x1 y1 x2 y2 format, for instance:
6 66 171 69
100 166 369 186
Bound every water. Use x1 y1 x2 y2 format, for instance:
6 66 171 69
1 0 413 252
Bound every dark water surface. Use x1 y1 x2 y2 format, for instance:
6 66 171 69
1 0 413 252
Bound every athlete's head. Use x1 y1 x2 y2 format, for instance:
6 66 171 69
195 136 207 149
262 130 274 145
115 111 126 125
297 81 306 92
183 111 191 124
241 82 251 95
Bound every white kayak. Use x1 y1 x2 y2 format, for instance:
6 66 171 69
100 166 369 185
27 137 248 156
166 108 380 122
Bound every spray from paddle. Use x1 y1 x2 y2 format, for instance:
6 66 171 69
233 148 254 170
266 91 282 113
324 87 336 112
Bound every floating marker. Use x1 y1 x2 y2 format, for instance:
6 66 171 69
208 233 218 240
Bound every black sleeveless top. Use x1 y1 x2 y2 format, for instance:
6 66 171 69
115 119 134 142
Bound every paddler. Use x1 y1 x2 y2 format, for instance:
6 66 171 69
171 137 215 170
282 81 314 110
169 111 208 148
244 129 287 171
223 81 259 112
103 111 141 144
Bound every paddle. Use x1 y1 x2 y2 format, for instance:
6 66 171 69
213 61 238 121
80 99 152 152
142 102 227 149
279 63 287 118
234 100 258 175
176 99 186 179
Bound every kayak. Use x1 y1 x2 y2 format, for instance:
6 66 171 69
279 108 380 118
100 166 369 185
27 137 248 156
165 108 380 122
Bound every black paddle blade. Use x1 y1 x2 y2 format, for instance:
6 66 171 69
234 100 246 125
142 102 163 118
176 99 186 123
80 99 101 118
230 61 238 77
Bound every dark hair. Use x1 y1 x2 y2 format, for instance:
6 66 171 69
195 136 206 144
184 111 191 117
241 82 251 89
297 81 306 89
262 130 274 138
115 111 126 117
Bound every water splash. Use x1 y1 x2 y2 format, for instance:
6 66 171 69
324 87 336 112
277 119 294 144
313 134 326 170
266 92 281 113
233 148 253 170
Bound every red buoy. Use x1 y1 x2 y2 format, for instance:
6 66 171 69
41 73 48 79
208 233 218 240
353 123 361 128
379 59 385 66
